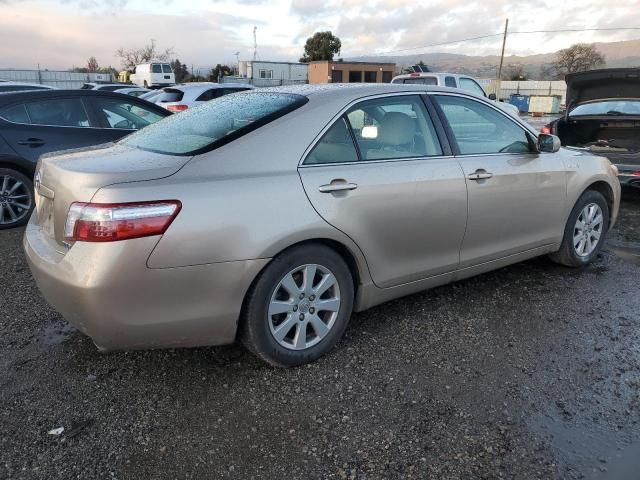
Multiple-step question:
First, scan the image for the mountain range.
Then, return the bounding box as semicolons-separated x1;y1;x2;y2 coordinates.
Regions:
347;38;640;79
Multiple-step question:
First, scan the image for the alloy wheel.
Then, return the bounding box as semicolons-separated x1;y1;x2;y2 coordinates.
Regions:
573;203;603;257
0;173;33;226
268;264;341;350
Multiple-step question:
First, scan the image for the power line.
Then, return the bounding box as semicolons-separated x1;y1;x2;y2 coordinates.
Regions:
363;26;640;57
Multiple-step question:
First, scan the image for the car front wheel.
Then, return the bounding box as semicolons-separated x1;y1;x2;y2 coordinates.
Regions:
0;168;34;230
240;244;354;367
549;189;610;267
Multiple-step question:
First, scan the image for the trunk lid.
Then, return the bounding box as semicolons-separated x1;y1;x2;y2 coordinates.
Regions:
566;68;640;112
34;142;190;247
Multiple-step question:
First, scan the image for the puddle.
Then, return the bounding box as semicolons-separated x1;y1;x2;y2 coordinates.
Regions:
607;241;640;266
528;414;638;479
40;320;77;345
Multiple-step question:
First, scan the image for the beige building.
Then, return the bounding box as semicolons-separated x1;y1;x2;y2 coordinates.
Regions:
308;61;396;84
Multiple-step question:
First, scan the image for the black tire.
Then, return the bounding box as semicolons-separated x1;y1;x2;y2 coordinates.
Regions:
549;190;609;267
240;244;354;367
0;168;34;230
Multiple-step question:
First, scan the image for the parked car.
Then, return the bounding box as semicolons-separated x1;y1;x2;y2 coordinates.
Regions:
24;84;620;366
80;83;132;91
152;83;254;112
0;89;170;228
541;68;640;189
391;72;520;116
0;82;56;93
138;89;164;102
113;87;151;97
130;63;175;88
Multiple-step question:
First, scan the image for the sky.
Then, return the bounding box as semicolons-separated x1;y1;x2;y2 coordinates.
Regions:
1;0;639;71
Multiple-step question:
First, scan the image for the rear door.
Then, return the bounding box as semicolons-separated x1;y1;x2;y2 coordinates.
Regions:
432;93;566;268
0;97;112;163
299;93;468;288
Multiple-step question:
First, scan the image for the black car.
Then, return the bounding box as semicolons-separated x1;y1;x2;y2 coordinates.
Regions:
0;89;171;228
542;68;640;189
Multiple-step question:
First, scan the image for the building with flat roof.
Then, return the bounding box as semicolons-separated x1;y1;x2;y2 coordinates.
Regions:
308;61;396;84
238;61;308;83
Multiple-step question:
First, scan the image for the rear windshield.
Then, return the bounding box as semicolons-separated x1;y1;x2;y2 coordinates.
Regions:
162;64;173;74
152;64;163;73
398;77;437;85
570;100;640;116
120;92;308;155
156;88;184;103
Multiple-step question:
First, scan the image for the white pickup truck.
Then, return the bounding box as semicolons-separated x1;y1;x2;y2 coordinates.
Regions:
391;72;520;117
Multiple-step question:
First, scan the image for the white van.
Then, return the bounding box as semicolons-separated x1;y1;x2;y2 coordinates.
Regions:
130;63;175;88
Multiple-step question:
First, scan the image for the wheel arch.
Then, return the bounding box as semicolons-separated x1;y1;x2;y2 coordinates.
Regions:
582;180;615;228
0;157;36;179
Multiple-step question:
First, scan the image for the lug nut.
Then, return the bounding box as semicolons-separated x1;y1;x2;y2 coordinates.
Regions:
299;314;305;321
309;295;315;301
293;305;298;312
299;293;305;299
309;307;315;314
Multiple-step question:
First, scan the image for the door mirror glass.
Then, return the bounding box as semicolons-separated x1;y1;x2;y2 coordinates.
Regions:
538;133;561;153
488;93;497;101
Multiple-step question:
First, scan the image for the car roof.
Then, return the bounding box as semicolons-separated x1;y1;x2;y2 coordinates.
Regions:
392;72;474;79
0;81;56;88
0;89;172;108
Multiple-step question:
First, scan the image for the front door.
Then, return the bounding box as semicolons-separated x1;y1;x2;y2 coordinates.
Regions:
299;94;467;288
432;94;566;268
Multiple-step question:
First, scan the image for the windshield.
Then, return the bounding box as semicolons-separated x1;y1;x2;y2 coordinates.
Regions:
570;100;640;116
121;92;307;155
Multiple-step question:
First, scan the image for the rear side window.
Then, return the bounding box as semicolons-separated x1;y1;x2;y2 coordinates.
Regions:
305;118;359;165
93;98;165;130
156;88;184;103
444;76;457;88
162;64;173;73
121;92;308;155
0;103;30;123
195;89;221;102
25;98;90;127
435;95;531;154
151;64;163;73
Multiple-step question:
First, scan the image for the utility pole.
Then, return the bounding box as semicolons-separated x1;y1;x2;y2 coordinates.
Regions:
253;26;257;61
234;51;240;76
496;18;509;101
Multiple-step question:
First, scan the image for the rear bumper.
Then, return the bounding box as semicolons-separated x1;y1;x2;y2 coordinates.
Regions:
23;218;269;351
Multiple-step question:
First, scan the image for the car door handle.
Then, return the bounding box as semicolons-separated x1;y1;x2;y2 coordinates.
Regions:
17;138;45;147
467;170;493;181
318;182;358;193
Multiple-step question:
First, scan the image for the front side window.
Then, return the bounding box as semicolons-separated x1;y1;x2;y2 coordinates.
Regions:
305;117;359;165
94;98;164;130
346;95;442;161
25;98;90;127
151;64;163;73
435;95;532;155
458;78;486;97
121;92;307;155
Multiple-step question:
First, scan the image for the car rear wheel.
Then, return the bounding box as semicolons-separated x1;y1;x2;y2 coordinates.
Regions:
549;190;609;267
0;168;34;230
240;244;354;367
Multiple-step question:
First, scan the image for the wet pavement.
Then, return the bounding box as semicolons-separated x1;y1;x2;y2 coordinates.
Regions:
1;188;639;479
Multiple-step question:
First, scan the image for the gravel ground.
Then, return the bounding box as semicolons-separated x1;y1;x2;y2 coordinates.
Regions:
1;188;639;480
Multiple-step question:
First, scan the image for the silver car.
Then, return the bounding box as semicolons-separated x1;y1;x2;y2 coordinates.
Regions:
153;83;254;112
24;84;620;366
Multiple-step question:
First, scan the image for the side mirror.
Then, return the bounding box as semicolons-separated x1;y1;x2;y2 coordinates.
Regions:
538;134;561;153
488;93;497;101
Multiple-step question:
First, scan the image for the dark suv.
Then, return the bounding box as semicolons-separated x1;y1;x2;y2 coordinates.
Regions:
0;89;170;228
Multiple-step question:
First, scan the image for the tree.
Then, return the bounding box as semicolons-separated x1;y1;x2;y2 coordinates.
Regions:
403;60;430;73
171;59;190;83
550;43;605;78
502;63;527;81
209;64;233;82
299;31;341;62
116;39;174;70
87;56;99;73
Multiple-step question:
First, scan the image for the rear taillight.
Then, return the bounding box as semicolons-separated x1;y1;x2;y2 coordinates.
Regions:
167;104;188;112
632;171;640;177
64;201;181;242
540;124;552;135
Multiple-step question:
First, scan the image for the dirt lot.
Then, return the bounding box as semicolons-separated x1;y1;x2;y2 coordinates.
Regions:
1;188;639;480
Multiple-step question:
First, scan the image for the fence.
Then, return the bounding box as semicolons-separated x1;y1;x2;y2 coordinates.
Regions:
486;80;567;103
221;76;308;88
0;69;114;89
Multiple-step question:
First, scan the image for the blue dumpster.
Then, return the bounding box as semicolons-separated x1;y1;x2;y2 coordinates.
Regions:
509;94;530;114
